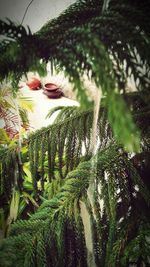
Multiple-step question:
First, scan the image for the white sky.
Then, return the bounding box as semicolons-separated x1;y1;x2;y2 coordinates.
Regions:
0;0;76;32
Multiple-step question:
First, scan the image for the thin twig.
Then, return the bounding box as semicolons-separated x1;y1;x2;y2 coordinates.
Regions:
90;88;102;155
21;0;34;25
102;0;110;13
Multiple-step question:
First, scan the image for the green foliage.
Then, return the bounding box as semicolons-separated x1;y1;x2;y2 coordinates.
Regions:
0;20;47;89
0;83;34;138
1;158;89;267
107;92;140;152
0;94;149;229
0;1;150;265
0;129;11;145
120;222;150;266
0;141;150;266
1;0;150;151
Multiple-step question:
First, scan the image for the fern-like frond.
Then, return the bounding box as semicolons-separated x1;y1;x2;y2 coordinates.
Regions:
1;140;150;266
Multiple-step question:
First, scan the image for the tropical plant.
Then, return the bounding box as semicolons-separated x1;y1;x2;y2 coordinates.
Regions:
0;0;150;266
0;96;150;266
0;139;150;267
0;140;40;237
0;85;18;139
0;0;150;151
0;82;33;138
0;82;36;236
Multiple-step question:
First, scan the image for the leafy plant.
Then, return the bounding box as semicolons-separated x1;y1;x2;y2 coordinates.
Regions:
0;1;150;266
1;0;150;151
0;142;150;267
0;83;33;138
